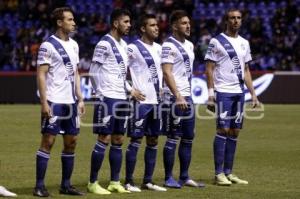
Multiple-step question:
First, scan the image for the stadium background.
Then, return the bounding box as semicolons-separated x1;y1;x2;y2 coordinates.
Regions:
0;1;300;199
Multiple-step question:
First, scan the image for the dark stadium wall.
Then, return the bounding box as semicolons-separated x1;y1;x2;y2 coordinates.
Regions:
0;72;39;103
0;72;299;104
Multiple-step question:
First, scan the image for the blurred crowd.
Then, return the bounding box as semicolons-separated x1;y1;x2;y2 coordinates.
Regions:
0;0;299;72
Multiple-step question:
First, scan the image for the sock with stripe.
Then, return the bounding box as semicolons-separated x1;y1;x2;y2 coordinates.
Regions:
109;143;123;181
89;141;108;183
178;139;193;181
125;140;141;183
143;144;157;184
36;150;50;188
163;138;178;180
224;135;238;175
213;133;227;175
61;152;75;188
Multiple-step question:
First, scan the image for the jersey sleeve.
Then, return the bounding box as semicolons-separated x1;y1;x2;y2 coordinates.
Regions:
37;42;52;66
92;40;110;64
244;40;252;63
161;42;176;64
127;44;137;68
74;41;80;65
204;38;219;62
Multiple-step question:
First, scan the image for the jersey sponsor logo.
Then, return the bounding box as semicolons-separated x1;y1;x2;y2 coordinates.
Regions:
65;62;74;79
118;61;126;79
207;44;214;54
162;47;171;56
144;56;153;60
162;46;171;50
149;64;158;78
148;77;158;83
99;45;107;50
39;48;47;52
231;56;242;75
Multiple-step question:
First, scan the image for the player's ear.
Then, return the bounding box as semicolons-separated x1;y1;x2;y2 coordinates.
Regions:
140;26;146;33
57;19;63;27
172;23;177;31
113;20;119;29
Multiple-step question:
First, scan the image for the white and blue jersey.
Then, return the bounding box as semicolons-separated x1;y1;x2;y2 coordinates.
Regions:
127;40;162;104
127;40;163;137
161;36;194;97
204;33;252;93
91;34;128;100
37;35;79;104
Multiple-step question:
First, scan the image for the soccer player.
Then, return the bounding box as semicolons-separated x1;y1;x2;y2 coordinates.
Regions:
161;10;204;188
124;14;167;192
34;7;85;197
204;8;259;186
0;186;17;197
87;9;139;194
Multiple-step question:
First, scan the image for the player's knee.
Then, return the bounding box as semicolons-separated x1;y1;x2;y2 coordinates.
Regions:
98;134;111;144
63;137;77;152
218;128;230;135
229;129;240;137
40;134;56;152
146;136;158;146
111;134;124;145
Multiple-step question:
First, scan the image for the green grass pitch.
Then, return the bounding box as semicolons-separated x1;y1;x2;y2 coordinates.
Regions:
0;104;300;198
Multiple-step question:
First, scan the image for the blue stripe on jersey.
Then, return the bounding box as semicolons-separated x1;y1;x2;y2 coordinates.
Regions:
101;34;127;80
132;39;160;102
165;37;192;92
215;34;244;91
47;36;76;101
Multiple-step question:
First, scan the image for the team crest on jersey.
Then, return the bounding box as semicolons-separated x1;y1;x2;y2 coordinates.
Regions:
241;43;246;50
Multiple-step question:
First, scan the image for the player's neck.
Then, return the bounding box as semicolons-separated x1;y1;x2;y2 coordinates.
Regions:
55;30;69;41
110;30;122;42
141;35;154;45
172;32;185;43
224;29;239;38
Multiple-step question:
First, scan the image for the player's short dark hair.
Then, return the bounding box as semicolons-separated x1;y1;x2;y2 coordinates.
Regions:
169;10;189;25
223;8;242;22
110;8;131;26
138;13;156;31
51;7;74;27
